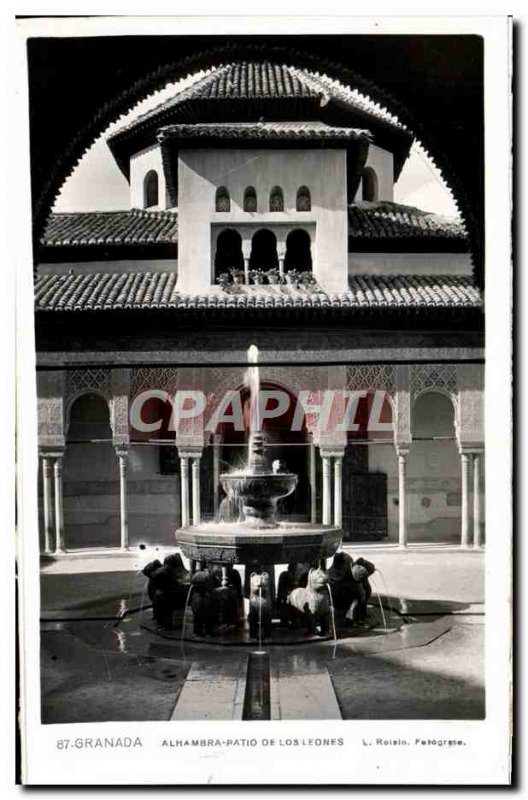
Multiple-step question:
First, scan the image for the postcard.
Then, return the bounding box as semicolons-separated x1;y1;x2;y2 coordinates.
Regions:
15;12;512;785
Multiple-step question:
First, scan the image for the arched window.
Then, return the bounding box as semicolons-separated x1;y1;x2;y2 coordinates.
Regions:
362;167;378;202
296;186;311;212
269;186;284;212
249;229;279;270
143;170;159;208
214;229;244;279
243;186;257;212
215;186;230;212
284;228;312;272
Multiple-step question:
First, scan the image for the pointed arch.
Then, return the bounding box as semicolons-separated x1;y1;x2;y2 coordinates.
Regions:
33;44;480;286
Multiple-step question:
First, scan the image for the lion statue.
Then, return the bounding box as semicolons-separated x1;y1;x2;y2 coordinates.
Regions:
210;565;243;628
277;561;310;626
287;567;331;636
142;554;189;628
346;558;376;626
190;568;216;637
248;571;273;640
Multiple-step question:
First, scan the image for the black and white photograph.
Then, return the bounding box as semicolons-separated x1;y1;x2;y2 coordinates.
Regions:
14;12;512;786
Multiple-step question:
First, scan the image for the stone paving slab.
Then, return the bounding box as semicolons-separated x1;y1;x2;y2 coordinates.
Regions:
170;658;247;721
272;667;341;720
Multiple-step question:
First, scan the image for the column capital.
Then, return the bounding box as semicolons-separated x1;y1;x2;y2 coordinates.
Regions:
458;443;484;455
395;444;410;458
39;448;65;459
115;445;129;458
319;447;345;459
178;446;203;459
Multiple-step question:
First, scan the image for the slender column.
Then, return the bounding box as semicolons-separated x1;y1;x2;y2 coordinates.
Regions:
191;456;201;526
242;240;251;285
180;456;190;528
53;456;64;553
473;453;482;549
322;455;332;525
277;243;286;278
116;448;129;550
333;455;343;527
41;457;53;554
461;452;471;548
213;436;220;520
397;449;408;548
309;439;317;524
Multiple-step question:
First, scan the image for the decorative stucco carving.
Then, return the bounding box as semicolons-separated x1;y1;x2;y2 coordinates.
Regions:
110;368;131;444
66;368;111;401
455;364;484;449
38;397;65;448
394;364;412;446
37;371;66;447
410;363;458;401
130;367;179;397
346;364;396;397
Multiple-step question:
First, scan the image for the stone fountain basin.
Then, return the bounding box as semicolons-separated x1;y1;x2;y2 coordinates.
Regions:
220;471;298;500
176;521;342;565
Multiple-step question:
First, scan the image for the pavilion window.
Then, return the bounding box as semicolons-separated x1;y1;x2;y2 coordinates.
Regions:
284;228;312;273
269;186;284;212
215;186;230;212
249;228;279;270
243;186;257;212
143;170;159;208
214;228;244;280
296;186;311;212
362;167;378;202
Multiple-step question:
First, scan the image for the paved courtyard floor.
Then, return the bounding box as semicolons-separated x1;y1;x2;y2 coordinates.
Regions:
39;546;485;723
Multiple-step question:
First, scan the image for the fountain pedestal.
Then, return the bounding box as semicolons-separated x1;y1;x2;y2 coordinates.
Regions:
176;432;341;567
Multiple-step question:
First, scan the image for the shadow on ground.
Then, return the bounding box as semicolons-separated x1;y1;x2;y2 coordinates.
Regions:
328;622;485;720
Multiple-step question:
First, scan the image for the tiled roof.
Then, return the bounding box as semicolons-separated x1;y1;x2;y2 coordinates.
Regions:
34;273;481;313
113;63;407;136
111;63;334;139
39;204;466;249
348;202;466;241
185;62;322;100
41;209;178;247
108;62;410;178
158;121;371;143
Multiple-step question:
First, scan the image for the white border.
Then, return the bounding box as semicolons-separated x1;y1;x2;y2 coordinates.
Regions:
12;13;512;786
